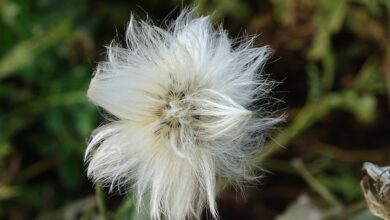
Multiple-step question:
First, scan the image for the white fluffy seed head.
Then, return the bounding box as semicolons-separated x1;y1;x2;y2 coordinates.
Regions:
85;8;283;220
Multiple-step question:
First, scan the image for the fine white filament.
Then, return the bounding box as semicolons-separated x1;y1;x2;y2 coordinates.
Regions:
85;9;283;220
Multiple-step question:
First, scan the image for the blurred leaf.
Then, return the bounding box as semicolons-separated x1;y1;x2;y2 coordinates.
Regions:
0;1;20;27
0;142;12;159
75;105;98;138
308;30;330;61
341;91;377;123
353;59;386;94
308;0;347;60
270;0;296;25
353;0;382;17
320;174;362;202
80;208;97;220
0;91;86;140
306;63;322;102
346;8;386;44
195;0;251;22
306;52;336;100
0;186;19;200
0;20;73;80
321;52;335;92
58;145;85;189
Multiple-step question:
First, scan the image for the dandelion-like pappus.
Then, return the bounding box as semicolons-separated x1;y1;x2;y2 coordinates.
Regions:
85;9;283;220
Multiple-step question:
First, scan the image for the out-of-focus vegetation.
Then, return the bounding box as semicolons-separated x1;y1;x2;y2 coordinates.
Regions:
0;0;389;219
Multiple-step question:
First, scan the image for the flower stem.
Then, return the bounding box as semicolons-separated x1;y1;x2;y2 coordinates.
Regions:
96;182;108;220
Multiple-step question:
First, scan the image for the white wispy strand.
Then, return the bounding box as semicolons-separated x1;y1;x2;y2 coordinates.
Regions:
85;9;283;220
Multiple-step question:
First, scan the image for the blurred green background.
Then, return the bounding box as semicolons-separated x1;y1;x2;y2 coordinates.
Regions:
0;0;389;219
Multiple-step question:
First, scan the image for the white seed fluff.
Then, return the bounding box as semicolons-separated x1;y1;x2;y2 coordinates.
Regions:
85;9;283;220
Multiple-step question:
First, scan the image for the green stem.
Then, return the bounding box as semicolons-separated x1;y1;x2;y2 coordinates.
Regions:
256;98;332;164
292;159;343;208
96;182;109;220
114;196;135;219
256;90;373;164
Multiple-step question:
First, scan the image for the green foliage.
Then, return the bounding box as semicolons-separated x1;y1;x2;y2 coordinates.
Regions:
0;0;388;219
